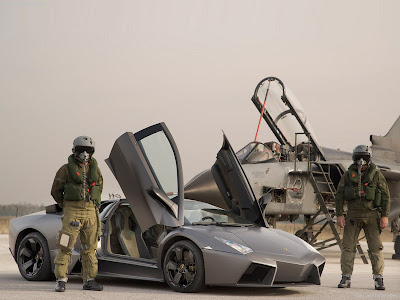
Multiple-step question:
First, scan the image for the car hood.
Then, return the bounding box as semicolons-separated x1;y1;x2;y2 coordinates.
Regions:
227;226;318;258
184;224;321;262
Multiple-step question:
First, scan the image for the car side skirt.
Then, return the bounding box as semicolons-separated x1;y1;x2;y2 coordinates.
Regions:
97;256;163;282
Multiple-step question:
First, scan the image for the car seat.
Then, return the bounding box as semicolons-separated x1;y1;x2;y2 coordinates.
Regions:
115;206;152;259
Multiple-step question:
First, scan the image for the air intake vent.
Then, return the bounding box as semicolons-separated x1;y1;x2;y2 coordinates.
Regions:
318;262;325;276
238;263;275;285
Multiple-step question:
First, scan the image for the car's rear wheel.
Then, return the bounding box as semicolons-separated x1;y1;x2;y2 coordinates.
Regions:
17;232;52;281
163;240;205;293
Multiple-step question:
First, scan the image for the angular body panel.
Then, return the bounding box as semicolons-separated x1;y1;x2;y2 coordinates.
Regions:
212;135;266;226
106;123;184;231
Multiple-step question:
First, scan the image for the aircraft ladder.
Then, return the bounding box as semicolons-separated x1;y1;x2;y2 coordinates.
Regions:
297;162;369;264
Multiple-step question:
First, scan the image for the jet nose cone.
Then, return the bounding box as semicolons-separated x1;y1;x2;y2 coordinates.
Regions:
184;169;228;209
184;169;217;199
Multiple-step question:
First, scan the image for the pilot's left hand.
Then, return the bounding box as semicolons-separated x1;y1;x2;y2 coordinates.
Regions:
336;215;345;228
380;217;389;229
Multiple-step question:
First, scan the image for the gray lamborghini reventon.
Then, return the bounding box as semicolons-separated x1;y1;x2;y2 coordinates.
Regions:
9;123;325;292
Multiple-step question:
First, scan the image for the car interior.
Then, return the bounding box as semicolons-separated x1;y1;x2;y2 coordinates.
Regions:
106;203;163;260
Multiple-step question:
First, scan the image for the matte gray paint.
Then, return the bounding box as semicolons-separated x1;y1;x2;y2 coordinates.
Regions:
106;123;184;231
212;134;266;226
9;194;325;287
157;224;324;286
8;211;80;274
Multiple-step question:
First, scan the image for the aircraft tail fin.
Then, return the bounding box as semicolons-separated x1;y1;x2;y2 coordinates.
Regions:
370;115;400;164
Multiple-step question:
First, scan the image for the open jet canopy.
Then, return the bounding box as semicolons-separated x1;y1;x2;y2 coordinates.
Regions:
251;77;325;161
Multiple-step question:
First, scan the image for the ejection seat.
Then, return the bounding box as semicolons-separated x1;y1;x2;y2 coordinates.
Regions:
115;206;152;259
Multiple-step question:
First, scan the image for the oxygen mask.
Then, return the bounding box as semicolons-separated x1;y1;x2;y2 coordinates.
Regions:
74;146;94;162
357;157;366;166
78;151;90;162
354;154;370;172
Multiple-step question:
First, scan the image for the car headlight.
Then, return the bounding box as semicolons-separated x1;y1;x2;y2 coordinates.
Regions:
214;237;253;255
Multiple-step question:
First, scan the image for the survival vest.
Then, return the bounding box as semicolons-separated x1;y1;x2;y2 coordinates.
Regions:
63;155;102;205
343;163;381;206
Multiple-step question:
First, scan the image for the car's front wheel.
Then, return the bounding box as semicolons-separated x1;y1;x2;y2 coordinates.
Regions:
163;240;205;293
17;232;52;281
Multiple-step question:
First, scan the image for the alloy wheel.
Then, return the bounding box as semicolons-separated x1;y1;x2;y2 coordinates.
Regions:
18;237;44;278
165;244;197;289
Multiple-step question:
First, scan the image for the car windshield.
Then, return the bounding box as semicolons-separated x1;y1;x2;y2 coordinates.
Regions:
184;200;257;226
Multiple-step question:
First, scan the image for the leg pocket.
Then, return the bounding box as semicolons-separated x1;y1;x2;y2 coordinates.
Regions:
80;217;98;250
56;229;76;252
342;218;362;252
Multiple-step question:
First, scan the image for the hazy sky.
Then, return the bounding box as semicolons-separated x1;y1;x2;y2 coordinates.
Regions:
1;0;399;205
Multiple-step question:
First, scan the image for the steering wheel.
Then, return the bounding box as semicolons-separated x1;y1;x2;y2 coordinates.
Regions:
201;216;215;222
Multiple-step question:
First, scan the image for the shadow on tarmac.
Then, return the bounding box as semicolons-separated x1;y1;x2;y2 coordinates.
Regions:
1;274;303;296
94;276;303;296
203;286;302;296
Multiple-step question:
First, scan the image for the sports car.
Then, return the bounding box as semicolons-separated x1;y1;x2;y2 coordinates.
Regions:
9;122;325;292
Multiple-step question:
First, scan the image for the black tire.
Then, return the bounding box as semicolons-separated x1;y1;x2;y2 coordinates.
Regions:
17;232;52;281
395;235;400;255
163;240;205;293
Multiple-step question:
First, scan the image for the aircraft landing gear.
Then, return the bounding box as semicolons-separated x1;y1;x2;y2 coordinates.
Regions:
393;236;400;259
392;217;400;260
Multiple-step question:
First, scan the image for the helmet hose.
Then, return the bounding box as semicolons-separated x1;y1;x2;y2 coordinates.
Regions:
357;158;366;197
80;152;90;202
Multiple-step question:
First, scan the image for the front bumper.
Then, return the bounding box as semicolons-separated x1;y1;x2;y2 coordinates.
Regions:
202;248;325;287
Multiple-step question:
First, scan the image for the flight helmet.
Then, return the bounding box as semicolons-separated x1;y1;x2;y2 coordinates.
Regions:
72;136;95;161
352;145;372;165
265;141;280;154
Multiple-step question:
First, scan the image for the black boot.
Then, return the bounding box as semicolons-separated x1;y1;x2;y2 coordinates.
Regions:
83;279;103;291
338;275;351;288
374;276;385;290
55;280;66;292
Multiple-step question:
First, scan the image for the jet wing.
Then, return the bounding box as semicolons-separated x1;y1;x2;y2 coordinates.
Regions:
379;168;400;181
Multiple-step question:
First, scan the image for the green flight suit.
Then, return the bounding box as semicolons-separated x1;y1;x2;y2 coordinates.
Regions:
335;163;390;276
51;156;103;282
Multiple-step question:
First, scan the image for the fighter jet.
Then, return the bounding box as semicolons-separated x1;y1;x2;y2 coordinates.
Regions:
185;77;400;260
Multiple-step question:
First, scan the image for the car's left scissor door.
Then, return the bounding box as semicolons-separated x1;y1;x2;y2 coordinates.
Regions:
106;123;184;232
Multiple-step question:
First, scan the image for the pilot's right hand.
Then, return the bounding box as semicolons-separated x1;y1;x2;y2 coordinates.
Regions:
337;215;345;228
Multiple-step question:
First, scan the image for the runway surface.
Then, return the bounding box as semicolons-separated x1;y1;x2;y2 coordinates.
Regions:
1;234;399;300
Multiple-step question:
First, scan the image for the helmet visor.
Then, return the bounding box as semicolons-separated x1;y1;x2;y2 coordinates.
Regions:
75;146;94;154
353;153;370;162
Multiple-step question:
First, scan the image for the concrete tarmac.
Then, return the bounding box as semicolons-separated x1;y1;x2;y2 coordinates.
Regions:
1;234;399;300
